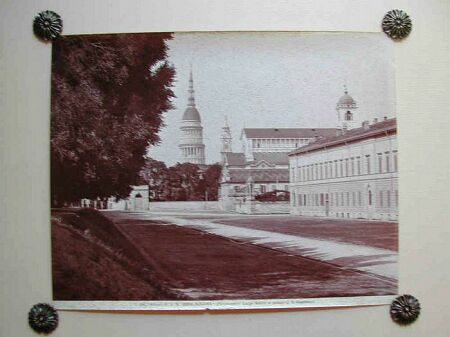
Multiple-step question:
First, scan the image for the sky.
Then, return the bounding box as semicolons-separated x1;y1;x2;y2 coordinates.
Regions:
148;32;395;166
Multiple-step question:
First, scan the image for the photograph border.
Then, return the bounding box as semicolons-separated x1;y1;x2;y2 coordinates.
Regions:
49;30;398;311
54;295;395;311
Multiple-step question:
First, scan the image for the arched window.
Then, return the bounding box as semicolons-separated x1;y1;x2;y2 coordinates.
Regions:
368;190;372;206
345;111;353;121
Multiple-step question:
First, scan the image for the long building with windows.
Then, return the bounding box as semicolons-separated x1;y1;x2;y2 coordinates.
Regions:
240;128;336;161
288;118;398;221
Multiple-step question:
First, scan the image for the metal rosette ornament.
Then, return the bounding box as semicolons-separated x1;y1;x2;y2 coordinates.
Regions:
390;294;421;325
382;9;412;40
28;303;59;334
33;10;63;42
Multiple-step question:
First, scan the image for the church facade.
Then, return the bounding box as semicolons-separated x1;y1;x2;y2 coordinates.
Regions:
218;122;337;212
179;71;206;164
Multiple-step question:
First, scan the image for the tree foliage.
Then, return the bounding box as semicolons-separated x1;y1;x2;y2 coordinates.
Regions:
201;164;222;200
51;33;175;205
140;159;222;201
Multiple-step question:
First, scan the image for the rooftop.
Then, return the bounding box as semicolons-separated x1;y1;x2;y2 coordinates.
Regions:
253;152;289;165
336;90;357;108
223;151;289;166
289;118;397;156
227;169;289;184
223;152;246;166
182;106;201;122
242;128;338;139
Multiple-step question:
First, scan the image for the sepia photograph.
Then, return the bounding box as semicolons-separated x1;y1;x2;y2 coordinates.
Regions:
50;31;398;309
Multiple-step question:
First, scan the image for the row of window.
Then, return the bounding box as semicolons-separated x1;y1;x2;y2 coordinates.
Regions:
183;129;202;136
231;184;289;195
292;151;397;182
252;138;310;149
292;189;398;208
182;147;204;156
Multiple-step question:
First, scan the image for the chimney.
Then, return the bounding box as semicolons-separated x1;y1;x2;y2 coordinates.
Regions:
335;127;346;136
383;116;388;121
362;120;370;130
373;118;378;124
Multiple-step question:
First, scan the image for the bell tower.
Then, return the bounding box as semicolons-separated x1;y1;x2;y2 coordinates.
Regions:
221;116;232;153
336;85;358;130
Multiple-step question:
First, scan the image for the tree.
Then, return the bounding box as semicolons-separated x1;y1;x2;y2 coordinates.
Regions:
139;158;170;201
176;163;204;200
51;33;175;206
139;160;223;201
202;164;222;201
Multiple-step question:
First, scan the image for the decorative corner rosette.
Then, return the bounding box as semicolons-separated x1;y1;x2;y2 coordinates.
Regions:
28;303;59;334
382;9;412;40
33;10;63;42
390;294;421;325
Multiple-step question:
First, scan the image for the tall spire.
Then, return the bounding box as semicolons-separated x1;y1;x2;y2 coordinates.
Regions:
188;70;196;107
222;115;231;136
179;67;206;165
221;115;232;153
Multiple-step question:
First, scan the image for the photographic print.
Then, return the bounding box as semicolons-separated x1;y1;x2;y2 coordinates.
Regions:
51;32;398;310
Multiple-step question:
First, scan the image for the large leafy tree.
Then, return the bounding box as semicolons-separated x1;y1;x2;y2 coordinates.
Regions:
51;33;175;206
139;160;222;201
139;158;171;201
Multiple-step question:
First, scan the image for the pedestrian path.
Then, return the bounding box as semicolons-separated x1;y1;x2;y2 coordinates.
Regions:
131;212;398;281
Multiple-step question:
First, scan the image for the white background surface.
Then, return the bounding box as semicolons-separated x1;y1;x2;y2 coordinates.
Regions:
0;1;449;336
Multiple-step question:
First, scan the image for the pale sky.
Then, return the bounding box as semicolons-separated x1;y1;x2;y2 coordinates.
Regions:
148;32;395;166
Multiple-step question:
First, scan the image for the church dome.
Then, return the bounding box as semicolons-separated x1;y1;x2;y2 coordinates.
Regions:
182;106;201;121
337;87;357;108
338;94;354;105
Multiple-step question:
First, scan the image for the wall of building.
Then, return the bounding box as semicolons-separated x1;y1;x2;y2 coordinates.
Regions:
148;201;219;211
106;185;150;211
290;134;398;220
233;200;290;214
179;119;206;164
219;182;289;211
290;177;398;220
242;134;311;159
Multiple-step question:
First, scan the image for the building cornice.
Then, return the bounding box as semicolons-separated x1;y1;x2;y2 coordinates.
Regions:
289;119;397;157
